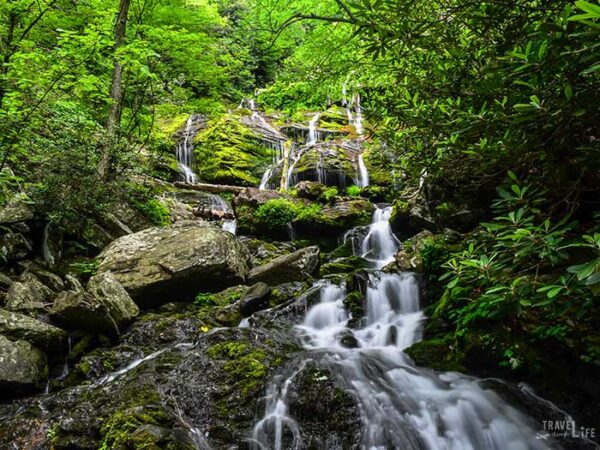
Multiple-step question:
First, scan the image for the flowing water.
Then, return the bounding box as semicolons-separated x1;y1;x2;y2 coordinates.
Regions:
250;206;557;450
176;115;198;184
357;153;369;188
307;113;320;146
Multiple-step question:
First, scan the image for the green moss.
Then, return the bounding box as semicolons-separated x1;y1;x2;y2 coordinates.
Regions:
255;199;300;230
207;341;268;394
344;291;365;328
99;388;168;450
405;335;466;372
194;114;272;186
321;257;368;276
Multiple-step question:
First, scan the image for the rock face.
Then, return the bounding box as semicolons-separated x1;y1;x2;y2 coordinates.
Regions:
0;335;47;394
4;272;53;315
51;271;140;335
96;222;249;306
249;246;320;286
0;309;66;352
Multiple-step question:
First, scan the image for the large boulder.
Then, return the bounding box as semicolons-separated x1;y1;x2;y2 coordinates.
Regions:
383;230;435;273
96;222;249;306
248;246;320;286
0;192;35;224
0;335;47;395
50;271;140;335
4;272;54;316
0;309;66;352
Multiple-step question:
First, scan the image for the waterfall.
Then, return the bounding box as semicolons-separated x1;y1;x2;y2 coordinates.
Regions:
357;153;369;188
42;222;54;267
360;206;400;268
250;207;557;450
176;115;198;184
353;94;364;135
307;113;320;146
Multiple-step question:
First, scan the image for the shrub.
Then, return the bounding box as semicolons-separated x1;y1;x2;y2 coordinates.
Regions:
346;185;361;197
255;199;299;230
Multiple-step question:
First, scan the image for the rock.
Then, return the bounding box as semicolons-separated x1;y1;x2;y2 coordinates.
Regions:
389;198;437;239
0;335;47;395
5;272;53;315
286;363;361;448
287;142;357;189
384;230;434;273
0;309;66;352
239;282;271;317
96;222;249;306
315;198;374;228
0;272;13;290
0;232;32;261
295;181;326;200
159;197;196;223
50;271;139;335
29;268;64;292
194;112;276;186
0;192;35;224
249;246;320;286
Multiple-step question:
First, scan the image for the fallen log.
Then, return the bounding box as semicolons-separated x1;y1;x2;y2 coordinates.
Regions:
173;181;246;195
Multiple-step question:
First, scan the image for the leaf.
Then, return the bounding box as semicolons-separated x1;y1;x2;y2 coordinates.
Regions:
564;84;573;100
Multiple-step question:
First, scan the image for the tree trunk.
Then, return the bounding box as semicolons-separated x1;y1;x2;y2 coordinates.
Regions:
98;0;131;179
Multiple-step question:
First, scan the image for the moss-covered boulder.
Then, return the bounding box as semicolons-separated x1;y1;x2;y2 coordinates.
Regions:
384;230;434;273
0;192;35;224
194;113;279;186
0;231;32;262
96;222;249;307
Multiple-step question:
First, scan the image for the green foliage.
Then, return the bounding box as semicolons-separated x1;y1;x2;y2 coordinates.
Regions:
439;174;599;351
128;185;170;226
321;186;338;203
194;292;215;307
255;199;299;230
346;185;361;197
68;259;99;278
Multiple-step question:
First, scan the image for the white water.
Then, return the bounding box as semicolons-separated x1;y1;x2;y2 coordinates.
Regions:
176;115;198;183
353;93;364;135
308;113;320;145
222;219;237;235
361;206;400;268
251;206;555;450
99;342;194;385
357;153;369;188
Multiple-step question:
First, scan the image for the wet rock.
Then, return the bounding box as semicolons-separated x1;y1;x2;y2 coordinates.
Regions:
50;271;139;335
0;231;32;261
4;272;53;316
240;282;271;317
0;192;35;224
29;267;64;292
0;309;66;352
0;335;47;395
384;230;434;273
286;363;361;449
96;222;249;306
249;246;320;286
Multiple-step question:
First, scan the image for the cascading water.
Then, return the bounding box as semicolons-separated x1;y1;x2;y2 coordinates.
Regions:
353;93;364;136
176;115;198;184
357;154;369;188
251;206;557;450
307;113;320;146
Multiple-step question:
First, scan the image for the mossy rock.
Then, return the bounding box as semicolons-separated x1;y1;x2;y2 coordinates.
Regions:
194;114;273;186
405;335;466;372
320;256;368;276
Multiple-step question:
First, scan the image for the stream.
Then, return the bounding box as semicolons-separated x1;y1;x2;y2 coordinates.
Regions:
247;205;558;450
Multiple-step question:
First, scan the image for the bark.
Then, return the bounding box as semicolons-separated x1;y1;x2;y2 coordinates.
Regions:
98;0;131;179
173;181;246;195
